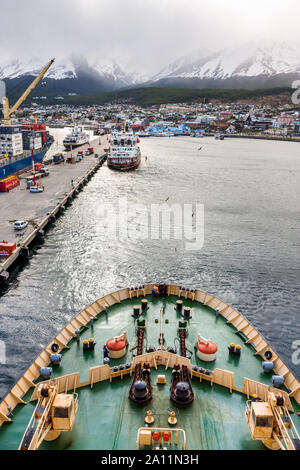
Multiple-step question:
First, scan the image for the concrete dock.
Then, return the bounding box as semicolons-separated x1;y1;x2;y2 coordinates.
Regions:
0;136;108;276
224;133;300;142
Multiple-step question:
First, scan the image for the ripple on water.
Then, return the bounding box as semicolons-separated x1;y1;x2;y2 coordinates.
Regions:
0;136;299;396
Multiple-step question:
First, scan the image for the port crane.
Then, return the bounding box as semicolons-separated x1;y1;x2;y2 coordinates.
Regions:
2;58;55;125
245;390;300;450
19;382;78;450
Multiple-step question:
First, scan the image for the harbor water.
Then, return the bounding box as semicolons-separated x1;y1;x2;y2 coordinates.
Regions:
0;135;299;398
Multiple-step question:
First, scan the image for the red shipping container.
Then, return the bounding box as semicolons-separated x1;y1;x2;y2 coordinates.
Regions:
34;163;42;172
22;123;46;131
0;176;19;192
0;242;16;253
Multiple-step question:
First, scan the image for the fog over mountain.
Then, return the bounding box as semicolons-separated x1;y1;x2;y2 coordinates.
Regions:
0;55;151;97
1;41;300;96
1;0;300;76
1;1;300;95
149;41;300;89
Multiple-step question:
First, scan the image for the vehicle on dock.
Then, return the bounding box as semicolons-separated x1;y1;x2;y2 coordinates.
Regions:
41;167;49;176
34;163;42;173
13;220;28;230
26;178;33;189
26;168;48;188
52;153;64;165
29;185;44;193
76;151;83;162
85;147;94;155
29;169;49;179
0;283;299;451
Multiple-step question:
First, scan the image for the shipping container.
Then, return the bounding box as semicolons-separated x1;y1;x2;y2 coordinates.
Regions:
0;242;16;253
0;125;22;134
0;175;19;192
21;123;46;132
53;153;64;164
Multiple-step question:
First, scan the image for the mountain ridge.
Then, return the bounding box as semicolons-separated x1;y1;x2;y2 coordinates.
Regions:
149;41;300;89
1;41;300;96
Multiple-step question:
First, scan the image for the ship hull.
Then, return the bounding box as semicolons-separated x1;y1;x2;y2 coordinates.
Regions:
107;154;141;171
63;142;88;150
0;148;49;180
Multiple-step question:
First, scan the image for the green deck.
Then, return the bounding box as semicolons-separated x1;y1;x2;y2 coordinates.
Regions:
1;295;300;450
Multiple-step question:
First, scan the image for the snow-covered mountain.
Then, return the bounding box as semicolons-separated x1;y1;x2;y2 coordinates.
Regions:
0;55;143;95
126;70;150;86
0;57;77;80
1;41;300;96
150;41;300;89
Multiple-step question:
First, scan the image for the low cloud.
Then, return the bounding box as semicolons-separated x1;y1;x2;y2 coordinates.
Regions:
1;0;300;75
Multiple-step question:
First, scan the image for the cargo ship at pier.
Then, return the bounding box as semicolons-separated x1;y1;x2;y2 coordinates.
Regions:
0;124;53;181
107;126;141;170
0;283;299;450
0;59;55;182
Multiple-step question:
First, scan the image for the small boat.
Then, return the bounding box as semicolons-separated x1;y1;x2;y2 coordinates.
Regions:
214;133;225;140
191;132;204;138
137;132;151;138
153;131;174;137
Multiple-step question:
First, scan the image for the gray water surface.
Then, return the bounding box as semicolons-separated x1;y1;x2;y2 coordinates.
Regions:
0;136;299;397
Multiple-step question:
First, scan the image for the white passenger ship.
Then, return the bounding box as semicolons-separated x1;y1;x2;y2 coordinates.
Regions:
107;127;141;171
63;127;89;150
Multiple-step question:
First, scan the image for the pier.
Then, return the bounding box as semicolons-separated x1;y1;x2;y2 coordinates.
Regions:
0;137;108;278
223;133;300;143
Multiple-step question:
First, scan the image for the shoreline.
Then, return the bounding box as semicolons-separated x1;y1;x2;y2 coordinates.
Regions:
223;133;300;143
0;137;108;281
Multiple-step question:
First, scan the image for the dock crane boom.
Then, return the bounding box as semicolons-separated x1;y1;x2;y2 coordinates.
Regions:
2;58;55;125
19;382;78;450
245;390;300;450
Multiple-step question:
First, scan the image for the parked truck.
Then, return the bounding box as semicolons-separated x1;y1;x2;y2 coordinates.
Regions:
29;167;49;178
52;153;64;164
34;163;43;172
85;147;94;155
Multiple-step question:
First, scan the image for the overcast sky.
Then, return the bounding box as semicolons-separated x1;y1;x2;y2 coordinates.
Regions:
1;0;300;75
